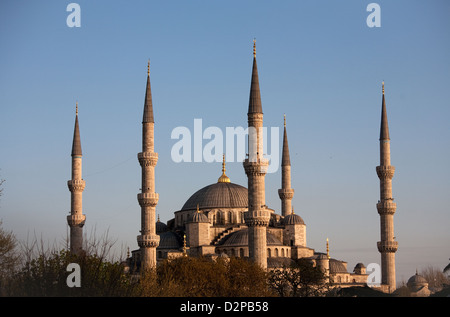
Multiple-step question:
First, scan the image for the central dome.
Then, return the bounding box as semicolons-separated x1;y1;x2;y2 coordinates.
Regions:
181;182;248;211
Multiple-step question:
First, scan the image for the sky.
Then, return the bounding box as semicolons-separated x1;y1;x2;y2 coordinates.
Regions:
0;0;449;286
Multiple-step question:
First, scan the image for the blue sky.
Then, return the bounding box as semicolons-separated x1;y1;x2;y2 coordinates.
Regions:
1;0;449;285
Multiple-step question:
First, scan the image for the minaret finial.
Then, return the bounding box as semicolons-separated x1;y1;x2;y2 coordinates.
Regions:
284;114;286;128
76;101;78;116
147;59;150;76
326;238;330;259
382;81;385;95
253;38;256;57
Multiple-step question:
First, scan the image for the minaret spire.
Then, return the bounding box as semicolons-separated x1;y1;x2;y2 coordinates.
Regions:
248;39;263;115
278;115;294;217
376;82;398;293
143;59;154;123
137;61;160;271
244;40;270;269
67;102;86;255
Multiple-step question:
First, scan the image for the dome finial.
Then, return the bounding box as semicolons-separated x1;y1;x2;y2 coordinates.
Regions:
183;234;187;256
218;154;231;183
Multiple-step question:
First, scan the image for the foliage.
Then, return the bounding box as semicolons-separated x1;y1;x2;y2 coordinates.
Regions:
135;256;274;297
0;220;20;296
6;249;133;296
268;258;330;297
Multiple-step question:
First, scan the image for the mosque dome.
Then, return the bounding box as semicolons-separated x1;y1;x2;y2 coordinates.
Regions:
181;156;248;211
181;182;248;211
219;228;283;246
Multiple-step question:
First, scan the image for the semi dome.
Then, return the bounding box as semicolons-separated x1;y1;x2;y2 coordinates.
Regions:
219;228;283;246
181;182;248;211
158;231;182;249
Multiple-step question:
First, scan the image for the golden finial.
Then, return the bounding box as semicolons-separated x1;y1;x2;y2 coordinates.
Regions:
218;154;231;183
76;101;78;116
157;214;160;222
382;81;385;95
196;204;200;213
253;38;256;57
326;238;330;259
183;234;187;256
147;59;150;76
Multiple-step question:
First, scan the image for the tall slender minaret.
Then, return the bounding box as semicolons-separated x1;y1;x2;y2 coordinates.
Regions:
243;40;270;269
278;115;294;217
137;60;160;271
376;82;398;292
67;102;86;255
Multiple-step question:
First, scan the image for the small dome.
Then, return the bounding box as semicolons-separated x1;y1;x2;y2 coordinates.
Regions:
191;211;209;223
156;220;168;234
283;213;305;225
329;259;348;273
407;272;428;287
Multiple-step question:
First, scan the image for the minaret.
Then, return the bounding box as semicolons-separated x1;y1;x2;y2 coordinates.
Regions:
376;82;398;292
278;115;294;217
137;60;160;271
243;40;270;269
67;102;86;255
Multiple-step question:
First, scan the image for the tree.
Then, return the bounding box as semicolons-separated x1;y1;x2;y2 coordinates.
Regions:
0;221;19;296
268;259;329;297
135;256;273;297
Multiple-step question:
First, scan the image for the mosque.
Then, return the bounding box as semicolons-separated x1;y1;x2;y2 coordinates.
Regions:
66;41;399;292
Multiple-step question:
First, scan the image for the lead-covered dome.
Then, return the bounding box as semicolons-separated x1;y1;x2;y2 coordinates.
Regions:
219;228;283;246
181;182;248;211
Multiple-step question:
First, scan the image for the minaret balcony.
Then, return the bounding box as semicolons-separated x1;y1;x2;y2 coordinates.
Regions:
244;209;271;227
377;201;397;215
137;233;160;248
138;152;158;167
67;214;86;227
67;179;86;192
376;165;395;179
377;240;398;253
278;188;294;200
243;159;269;175
137;192;159;207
